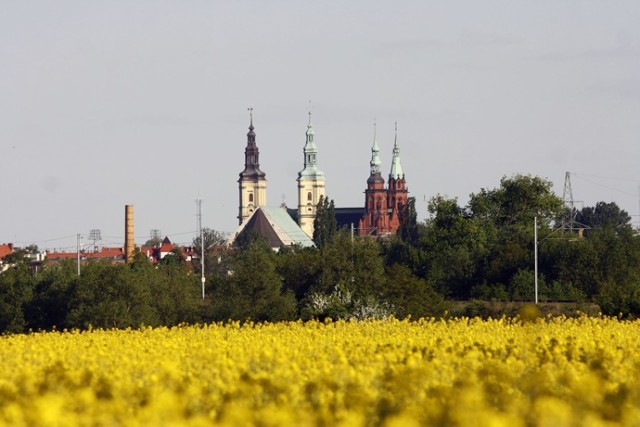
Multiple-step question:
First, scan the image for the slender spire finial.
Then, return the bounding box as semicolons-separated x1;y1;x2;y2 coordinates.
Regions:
373;119;377;144
370;119;381;175
248;106;254;128
308;100;312;126
394;121;398;147
389;121;404;180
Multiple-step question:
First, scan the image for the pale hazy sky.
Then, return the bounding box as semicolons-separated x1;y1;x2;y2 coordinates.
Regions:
1;1;639;251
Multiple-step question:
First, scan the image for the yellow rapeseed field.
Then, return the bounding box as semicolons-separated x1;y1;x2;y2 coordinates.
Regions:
0;316;639;426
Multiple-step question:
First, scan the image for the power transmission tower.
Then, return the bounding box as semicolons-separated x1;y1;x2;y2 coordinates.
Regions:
149;229;162;246
562;172;578;231
89;229;101;252
562;172;588;233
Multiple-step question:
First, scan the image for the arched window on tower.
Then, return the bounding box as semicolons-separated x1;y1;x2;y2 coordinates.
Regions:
249;194;254;203
307;192;312;201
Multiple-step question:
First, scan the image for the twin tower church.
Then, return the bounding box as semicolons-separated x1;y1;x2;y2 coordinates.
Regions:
234;109;409;248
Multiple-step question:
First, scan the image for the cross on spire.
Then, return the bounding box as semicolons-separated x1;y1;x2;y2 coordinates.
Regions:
394;121;398;146
248;106;254;127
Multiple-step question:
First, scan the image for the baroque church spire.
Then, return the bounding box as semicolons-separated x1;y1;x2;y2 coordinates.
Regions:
240;107;265;180
238;107;267;225
389;121;404;180
369;121;382;176
298;107;324;179
297;103;326;238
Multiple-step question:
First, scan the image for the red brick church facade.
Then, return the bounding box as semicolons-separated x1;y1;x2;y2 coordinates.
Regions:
359;123;408;236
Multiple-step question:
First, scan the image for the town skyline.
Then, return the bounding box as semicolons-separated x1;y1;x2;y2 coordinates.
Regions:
2;1;639;251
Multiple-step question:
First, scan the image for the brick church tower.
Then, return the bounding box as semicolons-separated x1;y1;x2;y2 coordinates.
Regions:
359;122;407;236
386;122;408;231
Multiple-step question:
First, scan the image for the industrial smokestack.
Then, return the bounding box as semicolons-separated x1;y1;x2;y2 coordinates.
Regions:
125;204;135;263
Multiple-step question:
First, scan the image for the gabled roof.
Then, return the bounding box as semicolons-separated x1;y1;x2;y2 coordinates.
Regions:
230;206;315;250
160;237;174;252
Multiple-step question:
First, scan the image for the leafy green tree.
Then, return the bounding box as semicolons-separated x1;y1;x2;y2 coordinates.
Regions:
508;269;539;302
382;234;426;279
398;196;419;247
276;246;321;302
158;248;187;268
313;231;386;299
468;174;564;227
383;264;446;318
303;231;387;318
149;265;202;326
143;236;162;247
210;239;296;321
26;260;78;330
0;258;34;333
421;195;490;299
233;228;268;252
192;228;229;278
66;262;157;329
576;202;632;233
465;175;563;299
540;237;600;299
313;196;337;250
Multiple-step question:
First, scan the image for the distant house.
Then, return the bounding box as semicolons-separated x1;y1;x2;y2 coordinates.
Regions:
46;238;196;267
0;243;14;272
0;243;13;260
140;237;196;266
46;247;126;264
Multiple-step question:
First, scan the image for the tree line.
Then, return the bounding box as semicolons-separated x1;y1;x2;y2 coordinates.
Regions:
1;174;639;333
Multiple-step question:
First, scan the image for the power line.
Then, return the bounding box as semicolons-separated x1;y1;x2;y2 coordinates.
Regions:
12;234;77;245
572;174;639;198
571;172;639;183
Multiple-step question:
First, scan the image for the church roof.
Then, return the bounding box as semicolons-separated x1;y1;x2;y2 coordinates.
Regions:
231;206;315;250
335;207;365;230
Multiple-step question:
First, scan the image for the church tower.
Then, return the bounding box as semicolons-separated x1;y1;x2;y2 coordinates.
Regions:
359;122;389;236
238;108;267;225
297;110;326;237
387;122;408;230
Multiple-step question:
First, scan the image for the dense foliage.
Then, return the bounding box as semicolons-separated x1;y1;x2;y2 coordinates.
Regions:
1;174;640;333
1;317;640;425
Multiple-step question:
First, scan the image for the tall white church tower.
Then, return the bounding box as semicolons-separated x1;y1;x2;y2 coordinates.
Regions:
297;110;325;237
238;108;267;225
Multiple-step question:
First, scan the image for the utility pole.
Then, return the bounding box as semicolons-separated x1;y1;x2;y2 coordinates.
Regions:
196;199;205;299
534;217;538;304
76;233;82;276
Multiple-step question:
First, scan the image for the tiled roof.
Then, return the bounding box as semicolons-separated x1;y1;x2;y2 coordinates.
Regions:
47;247;125;261
0;244;13;260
